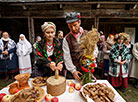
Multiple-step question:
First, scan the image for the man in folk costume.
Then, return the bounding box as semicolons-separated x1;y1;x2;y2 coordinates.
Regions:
16;34;32;74
130;42;138;88
108;34;130;92
0;32;18;80
63;12;98;81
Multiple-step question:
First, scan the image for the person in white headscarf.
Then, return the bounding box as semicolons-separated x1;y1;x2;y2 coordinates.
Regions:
16;34;32;74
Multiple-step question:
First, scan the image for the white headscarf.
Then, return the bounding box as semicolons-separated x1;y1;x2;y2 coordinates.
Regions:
1;37;10;41
18;34;32;56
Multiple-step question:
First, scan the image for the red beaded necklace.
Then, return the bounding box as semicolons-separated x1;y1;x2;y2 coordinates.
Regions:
46;42;54;52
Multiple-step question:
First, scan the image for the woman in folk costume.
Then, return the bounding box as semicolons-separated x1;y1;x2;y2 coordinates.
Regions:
36;22;63;77
0;32;18;80
108;34;130;92
130;43;138;88
122;34;133;77
97;34;105;63
79;28;100;84
16;34;32;74
103;34;115;76
33;36;42;63
31;36;42;77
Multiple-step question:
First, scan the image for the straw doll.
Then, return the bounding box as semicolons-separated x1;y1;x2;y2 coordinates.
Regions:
80;28;100;84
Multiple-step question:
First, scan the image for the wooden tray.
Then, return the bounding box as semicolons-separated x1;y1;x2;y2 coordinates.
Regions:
9;87;45;102
15;73;30;81
31;77;47;87
80;83;115;101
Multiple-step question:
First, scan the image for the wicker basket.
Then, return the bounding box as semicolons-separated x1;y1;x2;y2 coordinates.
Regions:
46;69;66;96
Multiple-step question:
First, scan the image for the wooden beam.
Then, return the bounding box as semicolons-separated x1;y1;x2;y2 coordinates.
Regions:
98;16;138;19
0;16;28;18
91;9;138;18
31;18;35;44
0;10;92;18
28;17;35;44
100;22;138;24
1;9;138;18
28;17;32;43
94;17;99;30
7;2;138;6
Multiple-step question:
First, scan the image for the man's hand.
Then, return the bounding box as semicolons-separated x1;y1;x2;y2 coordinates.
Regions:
50;62;56;71
73;71;82;81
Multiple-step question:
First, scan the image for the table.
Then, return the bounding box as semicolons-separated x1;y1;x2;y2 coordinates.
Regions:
0;79;126;102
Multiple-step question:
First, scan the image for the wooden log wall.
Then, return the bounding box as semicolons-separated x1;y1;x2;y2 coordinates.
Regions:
0;2;138;43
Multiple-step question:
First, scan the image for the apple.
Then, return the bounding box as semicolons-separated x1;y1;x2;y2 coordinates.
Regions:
75;83;81;91
70;83;75;87
68;86;75;93
45;94;53;102
0;93;6;101
67;80;75;87
67;80;72;86
51;97;59;102
1;95;11;102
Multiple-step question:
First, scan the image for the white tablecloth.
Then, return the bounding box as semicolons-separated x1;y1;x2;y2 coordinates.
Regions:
0;79;126;102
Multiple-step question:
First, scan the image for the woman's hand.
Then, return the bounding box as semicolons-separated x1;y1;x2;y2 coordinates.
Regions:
122;60;126;64
50;62;56;71
56;61;63;71
2;51;5;54
119;61;126;65
2;50;8;55
49;61;63;71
